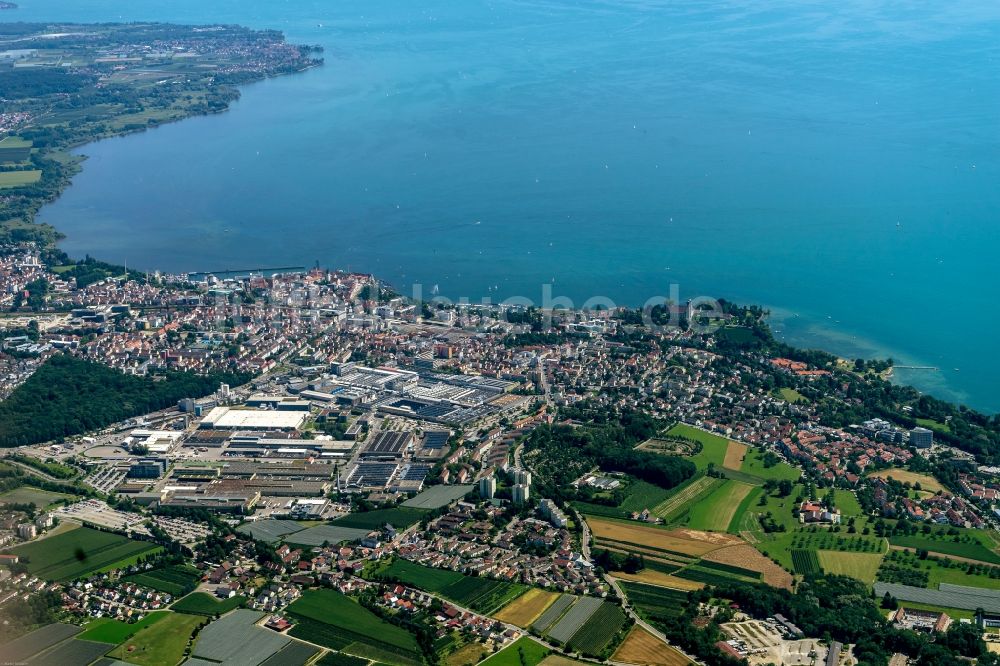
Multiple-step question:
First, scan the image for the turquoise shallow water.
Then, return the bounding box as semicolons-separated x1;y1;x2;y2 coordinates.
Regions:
5;0;1000;411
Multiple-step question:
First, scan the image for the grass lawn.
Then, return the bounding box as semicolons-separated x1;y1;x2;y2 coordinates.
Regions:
665;424;730;471
651;475;723;522
867;469;945;493
171;592;245;616
739;449;800;482
728;486;764;533
889;531;1000;565
833;490;864;518
0;170;41;188
916;418;950;434
0;486;75;508
107;611;205;666
619;480;673;514
79;610;168;644
773;387;808;404
480;637;550;666
761;531;886;571
817;550;884;585
926;563;1000;590
684;480;754;532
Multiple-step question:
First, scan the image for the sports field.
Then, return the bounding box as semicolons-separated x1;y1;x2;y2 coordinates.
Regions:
107;611;206;666
494;588;560;627
613;627;691;666
817;550;883;584
12;525;161;581
684;480;753;531
867;469;945;493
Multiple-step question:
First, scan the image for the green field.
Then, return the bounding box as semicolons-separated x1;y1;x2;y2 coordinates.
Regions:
664;424;729;470
287;589;422;665
879;549;1000;591
12;525;161;581
773;387;808;404
374;559;465;592
651;475;724;523
567;603;628;656
619;480;673;514
171;592;245;616
915;418;950;434
78;611;168;644
889;532;1000;565
739;450;800;482
0;487;74;508
832;490;863;518
728;486;764;533
760;532;885;571
124;564;201;596
106;611;206;666
480;637;550;666
373;559;526;614
331;507;427;530
0;170;41;188
619;582;689;620
791;549;821;575
684;480;754;531
817;550;884;585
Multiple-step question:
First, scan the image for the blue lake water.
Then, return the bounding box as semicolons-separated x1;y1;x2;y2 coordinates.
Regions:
5;0;1000;411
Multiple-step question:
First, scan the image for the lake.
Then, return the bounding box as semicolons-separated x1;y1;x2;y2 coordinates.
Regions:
5;0;1000;410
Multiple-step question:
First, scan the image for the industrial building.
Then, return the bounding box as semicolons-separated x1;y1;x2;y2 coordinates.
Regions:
199;407;307;431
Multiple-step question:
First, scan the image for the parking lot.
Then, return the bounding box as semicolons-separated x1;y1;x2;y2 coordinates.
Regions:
721;620;828;665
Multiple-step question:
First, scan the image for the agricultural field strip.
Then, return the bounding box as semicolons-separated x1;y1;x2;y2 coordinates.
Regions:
0;623;82;663
592;538;694;564
651;477;722;519
874;582;1000;613
236;519;306;542
686;480;753;531
613;627;690;666
546;596;604;644
401;485;474;509
586;517;724;557
258;641;320;666
568;603;628;654
28;638;114;666
192;609;289;666
531;594;575;633
286;525;371;547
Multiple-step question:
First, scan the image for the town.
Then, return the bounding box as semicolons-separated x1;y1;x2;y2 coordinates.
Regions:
1;244;1000;666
